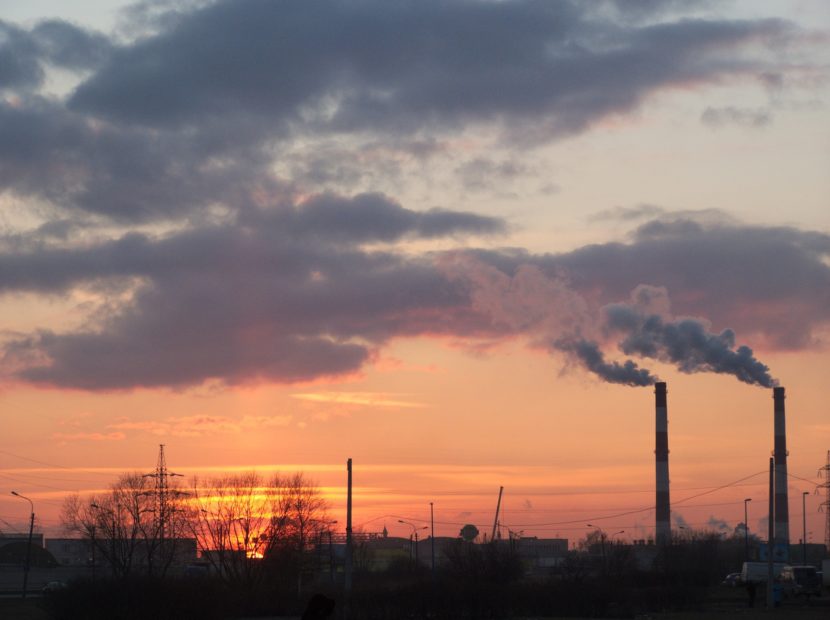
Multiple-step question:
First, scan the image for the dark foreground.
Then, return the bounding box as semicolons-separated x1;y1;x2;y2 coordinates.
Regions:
1;582;827;620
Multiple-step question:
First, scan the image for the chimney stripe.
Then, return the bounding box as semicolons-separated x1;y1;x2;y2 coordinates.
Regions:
655;382;670;545
772;386;789;552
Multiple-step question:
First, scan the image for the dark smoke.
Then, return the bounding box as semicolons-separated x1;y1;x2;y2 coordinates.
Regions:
556;338;658;387
604;300;779;388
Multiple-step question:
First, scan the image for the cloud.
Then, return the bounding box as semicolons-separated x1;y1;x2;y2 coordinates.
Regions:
549;218;830;349
0;3;826;392
69;1;801;140
588;204;666;223
51;431;125;442
108;414;292;437
701;106;772;128
0;1;817;226
0;18;112;91
292;392;425;409
0;215;827;390
0;195;503;389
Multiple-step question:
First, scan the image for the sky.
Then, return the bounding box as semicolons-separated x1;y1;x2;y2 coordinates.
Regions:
0;0;828;547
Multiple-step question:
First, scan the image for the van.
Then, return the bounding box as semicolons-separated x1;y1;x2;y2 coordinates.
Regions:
741;561;788;583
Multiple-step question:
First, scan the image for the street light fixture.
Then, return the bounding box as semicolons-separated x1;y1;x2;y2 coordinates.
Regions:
744;498;752;561
398;520;427;567
802;491;809;565
11;492;35;599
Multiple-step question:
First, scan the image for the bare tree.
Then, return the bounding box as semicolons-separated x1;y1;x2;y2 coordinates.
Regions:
61;472;190;578
188;472;276;589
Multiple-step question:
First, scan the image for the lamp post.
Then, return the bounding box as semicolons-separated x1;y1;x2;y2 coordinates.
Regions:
744;498;752;561
430;502;435;577
11;492;34;599
398;520;427;567
587;524;607;569
802;491;809;565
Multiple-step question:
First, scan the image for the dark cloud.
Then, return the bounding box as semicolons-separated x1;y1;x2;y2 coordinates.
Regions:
1;215;828;390
0;194;504;389
69;0;800;141
0;2;811;224
30;20;113;71
550;219;830;349
0;96;275;222
0;19;112;90
246;192;506;244
0;3;825;391
0;20;43;89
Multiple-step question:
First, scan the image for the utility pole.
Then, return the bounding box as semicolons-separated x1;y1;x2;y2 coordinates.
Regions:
491;486;503;542
819;450;830;553
802;491;809;565
11;492;34;599
430;502;435;577
345;458;353;595
743;498;752;561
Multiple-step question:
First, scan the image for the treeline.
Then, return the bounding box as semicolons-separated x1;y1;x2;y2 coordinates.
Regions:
44;509;767;619
60;470;331;588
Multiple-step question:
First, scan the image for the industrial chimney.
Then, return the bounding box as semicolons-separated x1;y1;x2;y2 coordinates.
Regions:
655;382;671;545
773;386;790;557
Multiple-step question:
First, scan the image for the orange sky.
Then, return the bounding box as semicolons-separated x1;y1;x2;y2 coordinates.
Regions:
0;0;828;550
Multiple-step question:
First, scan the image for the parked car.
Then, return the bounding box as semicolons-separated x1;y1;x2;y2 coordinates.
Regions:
788;566;822;597
42;581;67;593
722;572;742;587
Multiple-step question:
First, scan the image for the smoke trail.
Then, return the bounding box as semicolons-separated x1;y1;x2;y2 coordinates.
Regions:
604;287;778;388
442;257;777;388
556;338;658;386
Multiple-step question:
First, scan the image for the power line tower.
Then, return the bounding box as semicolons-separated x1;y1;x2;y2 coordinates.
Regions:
819;450;830;552
143;444;184;542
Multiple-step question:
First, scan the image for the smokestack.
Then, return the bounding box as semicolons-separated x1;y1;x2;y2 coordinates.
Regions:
655;381;671;545
773;387;790;557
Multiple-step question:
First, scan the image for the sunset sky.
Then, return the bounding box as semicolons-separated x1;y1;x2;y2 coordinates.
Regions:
1;1;828;547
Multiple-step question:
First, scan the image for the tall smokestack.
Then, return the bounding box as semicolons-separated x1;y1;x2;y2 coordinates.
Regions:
773;387;790;557
655;381;671;545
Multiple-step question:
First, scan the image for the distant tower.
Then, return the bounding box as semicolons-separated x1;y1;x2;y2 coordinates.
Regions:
819;450;830;552
773;388;790;556
655;382;671;545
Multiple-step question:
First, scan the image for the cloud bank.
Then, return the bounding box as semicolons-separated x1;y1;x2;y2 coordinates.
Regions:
0;1;826;391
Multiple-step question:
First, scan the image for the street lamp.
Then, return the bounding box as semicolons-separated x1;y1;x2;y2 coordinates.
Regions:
430;502;435;577
802;491;809;565
586;524;607;567
610;530;625;541
744;498;752;561
11;492;35;599
398;520;427;567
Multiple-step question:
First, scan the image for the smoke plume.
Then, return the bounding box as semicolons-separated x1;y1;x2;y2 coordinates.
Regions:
555;338;658;386
604;286;778;388
443;256;778;388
